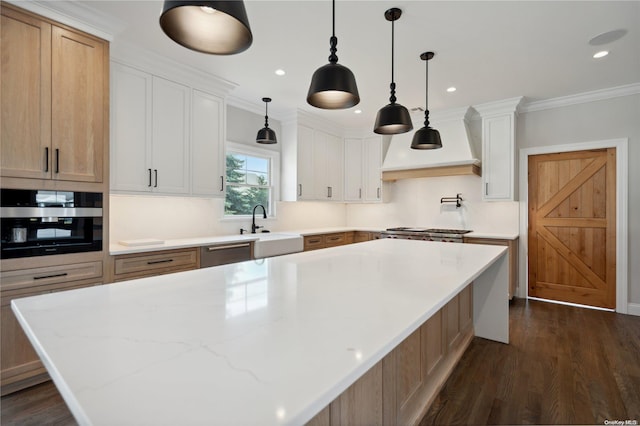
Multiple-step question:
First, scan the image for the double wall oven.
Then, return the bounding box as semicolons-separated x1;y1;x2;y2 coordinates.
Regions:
380;227;472;243
1;189;103;259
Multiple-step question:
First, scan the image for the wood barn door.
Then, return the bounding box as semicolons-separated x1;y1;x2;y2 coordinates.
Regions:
528;149;616;309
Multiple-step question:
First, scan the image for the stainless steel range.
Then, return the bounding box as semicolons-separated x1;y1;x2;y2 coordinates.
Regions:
380;227;472;243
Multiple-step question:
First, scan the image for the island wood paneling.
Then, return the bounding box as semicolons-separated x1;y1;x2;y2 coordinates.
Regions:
306;284;474;426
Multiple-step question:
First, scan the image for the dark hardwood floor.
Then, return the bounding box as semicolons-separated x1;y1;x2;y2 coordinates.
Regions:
2;299;639;425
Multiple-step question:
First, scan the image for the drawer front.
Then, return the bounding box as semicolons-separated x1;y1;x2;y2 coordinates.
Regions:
0;261;103;292
324;232;346;247
463;237;508;246
114;248;197;277
200;243;252;268
304;235;325;251
354;231;371;243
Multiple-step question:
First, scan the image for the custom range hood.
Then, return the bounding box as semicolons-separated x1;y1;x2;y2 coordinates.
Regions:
381;106;481;181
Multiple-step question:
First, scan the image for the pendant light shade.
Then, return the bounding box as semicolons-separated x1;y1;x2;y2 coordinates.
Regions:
374;8;412;135
256;98;277;144
411;52;442;150
307;0;360;109
159;1;252;55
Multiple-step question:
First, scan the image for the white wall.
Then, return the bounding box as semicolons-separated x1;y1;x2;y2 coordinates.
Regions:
227;105;282;151
517;93;640;307
110;195;346;243
347;176;519;234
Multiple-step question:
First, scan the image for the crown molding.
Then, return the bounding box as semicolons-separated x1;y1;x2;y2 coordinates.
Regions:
226;96;290;122
473;96;524;118
111;41;237;97
5;0;124;41
519;83;640;113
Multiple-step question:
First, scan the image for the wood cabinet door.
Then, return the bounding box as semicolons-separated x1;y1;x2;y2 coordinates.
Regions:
528;149;616;309
151;76;190;194
0;7;51;179
51;26;106;182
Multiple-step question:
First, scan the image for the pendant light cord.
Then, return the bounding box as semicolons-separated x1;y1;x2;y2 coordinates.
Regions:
389;18;396;104
264;102;269;128
424;58;430;127
328;0;338;64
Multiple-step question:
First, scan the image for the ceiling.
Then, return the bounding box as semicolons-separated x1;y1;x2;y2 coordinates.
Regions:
77;1;639;129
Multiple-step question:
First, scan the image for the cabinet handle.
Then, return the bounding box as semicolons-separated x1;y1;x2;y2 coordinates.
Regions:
220;176;224;192
147;259;173;265
377;187;381;199
148;169;152;187
328;237;340;241
154;169;158;188
44;147;49;172
34;272;68;280
207;243;250;251
359;188;362;199
55;149;60;173
485;182;488;195
298;184;302;197
308;238;321;244
328;186;332;198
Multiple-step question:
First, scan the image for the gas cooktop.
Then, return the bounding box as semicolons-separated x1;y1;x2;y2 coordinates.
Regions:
385;227;472;235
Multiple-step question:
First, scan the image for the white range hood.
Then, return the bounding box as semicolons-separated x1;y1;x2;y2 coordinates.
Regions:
381;106;481;181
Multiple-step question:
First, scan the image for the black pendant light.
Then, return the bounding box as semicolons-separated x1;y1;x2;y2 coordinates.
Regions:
307;0;360;109
159;1;252;55
256;98;277;144
411;52;442;150
374;8;412;135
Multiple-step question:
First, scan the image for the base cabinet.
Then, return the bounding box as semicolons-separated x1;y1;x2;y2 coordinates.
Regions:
306;284;474;426
112;248;198;282
0;261;103;396
464;236;518;299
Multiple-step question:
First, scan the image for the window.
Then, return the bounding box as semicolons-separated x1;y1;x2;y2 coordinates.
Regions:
224;142;279;217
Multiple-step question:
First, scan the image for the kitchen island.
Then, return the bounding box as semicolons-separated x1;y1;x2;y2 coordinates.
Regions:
12;239;508;425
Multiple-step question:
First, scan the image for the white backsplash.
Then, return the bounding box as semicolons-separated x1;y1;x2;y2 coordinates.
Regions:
109;195;347;243
346;175;519;234
110;175;518;243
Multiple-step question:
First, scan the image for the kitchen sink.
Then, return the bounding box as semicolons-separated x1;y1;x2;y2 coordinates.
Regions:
253;233;304;259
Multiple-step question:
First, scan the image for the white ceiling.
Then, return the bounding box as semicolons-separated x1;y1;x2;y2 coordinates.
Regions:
80;1;639;129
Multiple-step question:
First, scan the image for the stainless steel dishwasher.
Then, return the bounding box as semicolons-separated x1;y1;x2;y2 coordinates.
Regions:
199;242;253;268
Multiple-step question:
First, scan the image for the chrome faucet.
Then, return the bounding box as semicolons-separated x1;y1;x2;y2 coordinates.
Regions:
251;204;267;233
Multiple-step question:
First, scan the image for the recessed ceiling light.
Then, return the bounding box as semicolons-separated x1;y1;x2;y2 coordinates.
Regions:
593;50;609;59
275;69;285;76
354;109;362;114
447;87;457;93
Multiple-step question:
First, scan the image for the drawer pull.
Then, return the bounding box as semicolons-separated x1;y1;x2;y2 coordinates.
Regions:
147;259;173;265
34;272;68;280
206;243;250;252
328;237;340;241
308;238;321;244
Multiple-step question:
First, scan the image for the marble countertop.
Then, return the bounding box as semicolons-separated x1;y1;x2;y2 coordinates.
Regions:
110;227;517;255
13;239;507;426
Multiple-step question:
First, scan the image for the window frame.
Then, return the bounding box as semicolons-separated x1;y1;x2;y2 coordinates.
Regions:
223;141;280;219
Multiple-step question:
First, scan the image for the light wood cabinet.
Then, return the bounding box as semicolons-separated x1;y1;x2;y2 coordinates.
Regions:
303;232;350;251
1;4;107;183
0;261;103;396
306;284;474;426
464;236;518;299
112;248;198;282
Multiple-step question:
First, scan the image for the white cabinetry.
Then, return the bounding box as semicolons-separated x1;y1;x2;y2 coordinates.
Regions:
314;130;343;201
111;62;226;197
282;119;344;202
475;97;523;201
191;90;224;196
344;136;382;203
151;76;190;194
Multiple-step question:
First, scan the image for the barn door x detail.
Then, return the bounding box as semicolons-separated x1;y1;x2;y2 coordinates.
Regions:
528;149;616;309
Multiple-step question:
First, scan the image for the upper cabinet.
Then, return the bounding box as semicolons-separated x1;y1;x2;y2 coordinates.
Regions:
475;97;523;201
344;136;383;203
1;5;107;183
282;117;344;202
110;62;225;196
